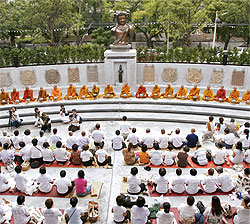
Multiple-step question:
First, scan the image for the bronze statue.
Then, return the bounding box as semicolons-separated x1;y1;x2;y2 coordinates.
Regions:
111;12;133;45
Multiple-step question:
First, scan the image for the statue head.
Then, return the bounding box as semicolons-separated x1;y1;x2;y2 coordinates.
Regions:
117;12;127;26
233;86;237;91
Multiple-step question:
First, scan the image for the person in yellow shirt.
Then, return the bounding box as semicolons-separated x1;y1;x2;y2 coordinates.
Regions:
150;84;161;99
202;85;214;101
50;85;63;101
64;83;78;100
0;88;10;105
228;86;240;104
37;87;49;102
103;84;116;98
161;84;174;99
91;84;100;99
175;85;187;99
187;85;200;101
242;89;250;104
78;85;91;99
120;83;132;98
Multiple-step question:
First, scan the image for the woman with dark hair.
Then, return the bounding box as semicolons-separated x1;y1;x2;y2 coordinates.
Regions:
216;117;226;135
74;170;95;197
229;142;244;164
239;129;250;150
233;196;250;224
69;144;82;165
203;196;227;223
122;143;137;165
156;202;175;224
131;196;149;224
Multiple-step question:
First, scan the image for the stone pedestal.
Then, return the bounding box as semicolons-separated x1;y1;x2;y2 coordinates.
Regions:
104;45;137;91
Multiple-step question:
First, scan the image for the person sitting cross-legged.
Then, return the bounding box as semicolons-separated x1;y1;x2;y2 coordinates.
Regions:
42;142;55;165
149;146;164;167
0;88;10;105
69;144;82;166
55;170;74;196
37;87;49;102
42;199;62;224
214;85;227;102
191;144;208;166
139;144;150;165
0;166;11;193
127;167;147;195
75;170;96;197
131;197;150;224
176;146;192;168
112;130;126;151
242;89;250;104
212;142;229;166
170;168;185;194
161;84;174;99
175;85;187;99
91;84;101;99
112;195;131;224
187;85;201;101
149;168;169;195
95;142;112;166
122;143;138;165
228;86;240;104
50;85;63;101
120;82;132;98
215;166;234;193
229;141;244;165
233;196;250;224
150;84;161;99
10;88;21;104
156;202;175;224
22;86;35;102
185;168;203;195
64;83;78;100
215;128;235;149
80;144;96;167
103;84;116;98
201;168;218;194
136;84;148;98
169;128;186;150
78;85;91;100
202;85;214;101
186;128;199;148
35;167;53;193
12;196;31;224
54;141;70;165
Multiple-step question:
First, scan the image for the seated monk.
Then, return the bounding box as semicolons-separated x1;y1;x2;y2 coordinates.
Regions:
136;84;148;98
161;84;174;98
175;85;187;99
120;83;132;98
187;85;200;100
37;87;49;102
103;84;116;98
22;86;35;102
202;85;214;101
10;88;21;104
50;85;62;101
150;84;161;99
214;85;227;102
64;83;78;100
242;89;250;104
91;84;100;99
228;87;240;104
78;85;91;99
0;88;10;105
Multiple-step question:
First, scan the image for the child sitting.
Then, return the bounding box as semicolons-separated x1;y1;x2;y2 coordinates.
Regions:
54;141;69;165
139;144;150;165
36;167;53;193
131;196;149;224
201;168;217;193
149;146;163;166
127;167;147;195
177;146;192;167
163;145;175;166
42;142;55;165
150;168;169;194
156;202;176;224
112;195;131;223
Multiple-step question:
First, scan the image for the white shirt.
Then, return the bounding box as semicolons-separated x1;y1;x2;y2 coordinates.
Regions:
112;135;124;150
80;151;93;162
213;149;227;165
23;136;32;146
163;151;175;165
0;136;11;145
77;137;90;148
216;173;234;192
49;134;62;147
19;146;31;161
0;173;10;192
120;122;131;135
178;204;197;219
193;148;208;165
12;136;22;149
244;149;250;163
54;148;69;162
170;134;185;148
222;133;235;145
41;208;62;224
12;205;30;224
14;173;28;192
36;174;53;193
66;136;77;150
142;134;155;148
131;205;150;224
0;150;14;164
202;176;217;193
155;176;168;194
127;133;139;145
113;205;126;222
70;114;80;127
232;149;244;164
127;175;141;194
92;130;104;143
30;145;42;158
42;148;54;162
239;135;250;148
159;134;169;149
65;207;83;224
171;176;185;193
96;148;108;163
150;150;163;166
233;206;250;224
55;177;71;194
185;176;200;194
157;211;175;224
0;205;6;224
37;136;48;148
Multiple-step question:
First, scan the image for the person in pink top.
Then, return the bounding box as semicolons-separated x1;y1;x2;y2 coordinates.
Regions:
75;170;95;197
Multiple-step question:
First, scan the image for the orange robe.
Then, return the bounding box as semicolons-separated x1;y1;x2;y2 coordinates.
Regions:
175;88;187;99
103;86;116;98
228;90;240;103
37;89;48;101
120;85;132;98
10;91;20;103
136;87;148;98
150;86;161;99
214;89;226;102
64;86;78;100
79;87;91;99
202;89;214;101
0;92;10;105
187;88;200;100
91;86;100;99
162;87;174;98
242;92;250;104
23;89;35;101
50;87;62;101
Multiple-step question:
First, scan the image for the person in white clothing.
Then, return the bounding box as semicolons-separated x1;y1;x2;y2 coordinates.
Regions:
12;130;22;150
237;122;250;137
36;167;53;193
42;142;55;165
65;197;88;224
68;109;81;132
141;128;155;149
229;142;244;164
191;144;208;166
0;203;11;224
131;196;149;224
170;168;185;194
12;196;31;224
212;142;229;166
112;195;131;223
150;168;169;194
215;166;234;192
77;131;90;148
30;138;43;166
55;170;74;196
120;116;131;140
37;131;47;148
169;129;186;149
0;167;11;193
216;128;235;149
112;130;126;151
149;148;163;166
48;128;62;147
91;123;104;147
158;129;169;149
127;167;147;195
60;105;70;124
156;202;176;224
95;143;112;166
127;128;140;148
185;169;203;195
201;168;218;193
54;141;69;165
0;130;11;146
23;129;32;146
42;199;62;224
80;144;96;167
163;145;175;166
66;131;77;150
239;129;250;150
244;148;250;165
233;197;250;224
18;141;31;164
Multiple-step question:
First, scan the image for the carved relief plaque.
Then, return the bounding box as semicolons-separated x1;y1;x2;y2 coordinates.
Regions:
0;72;12;87
231;70;245;86
162;68;178;82
20;70;36;85
45;69;60;84
210;70;224;84
186;68;202;83
68;68;80;83
87;66;98;82
144;65;154;82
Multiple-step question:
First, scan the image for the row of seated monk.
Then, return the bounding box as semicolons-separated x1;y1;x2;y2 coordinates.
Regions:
0;83;250;105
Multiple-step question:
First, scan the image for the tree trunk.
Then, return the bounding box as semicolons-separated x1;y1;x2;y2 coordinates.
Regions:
223;34;231;50
183;33;191;46
10;33;16;47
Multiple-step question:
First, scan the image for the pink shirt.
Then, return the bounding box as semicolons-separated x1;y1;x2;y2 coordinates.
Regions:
74;178;87;194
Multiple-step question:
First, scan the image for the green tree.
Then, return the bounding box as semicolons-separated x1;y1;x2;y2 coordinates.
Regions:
90;27;114;47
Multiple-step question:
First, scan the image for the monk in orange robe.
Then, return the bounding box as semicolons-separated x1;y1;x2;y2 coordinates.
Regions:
162;84;174;98
120;83;132;98
50;85;62;101
0;89;10;105
22;86;35;102
136;84;148;98
150;84;161;99
187;85;200;100
10;88;21;104
64;83;78;100
78;85;91;99
91;84;101;99
214;85;226;102
202;85;214;101
175;85;187;99
242;89;250;104
228;87;240;104
37;87;49;102
103;84;116;98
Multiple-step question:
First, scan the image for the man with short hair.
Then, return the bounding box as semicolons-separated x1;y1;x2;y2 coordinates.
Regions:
22;86;35;102
66;132;77;150
49;128;62;147
141;128;155;149
42;199;62;224
127;128;140;148
68;109;80;132
77;131;90;148
0;88;10;105
158;129;169;149
169;129;186;149
215;166;234;192
216;128;235;149
55;170;74;196
12;196;31;224
36;167;53;193
92;123;104;147
227;118;237;136
64;83;78;100
10;106;22;128
112;130;126;151
170;168;185;194
120;116;131;140
186;129;199;148
214;85;227;102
